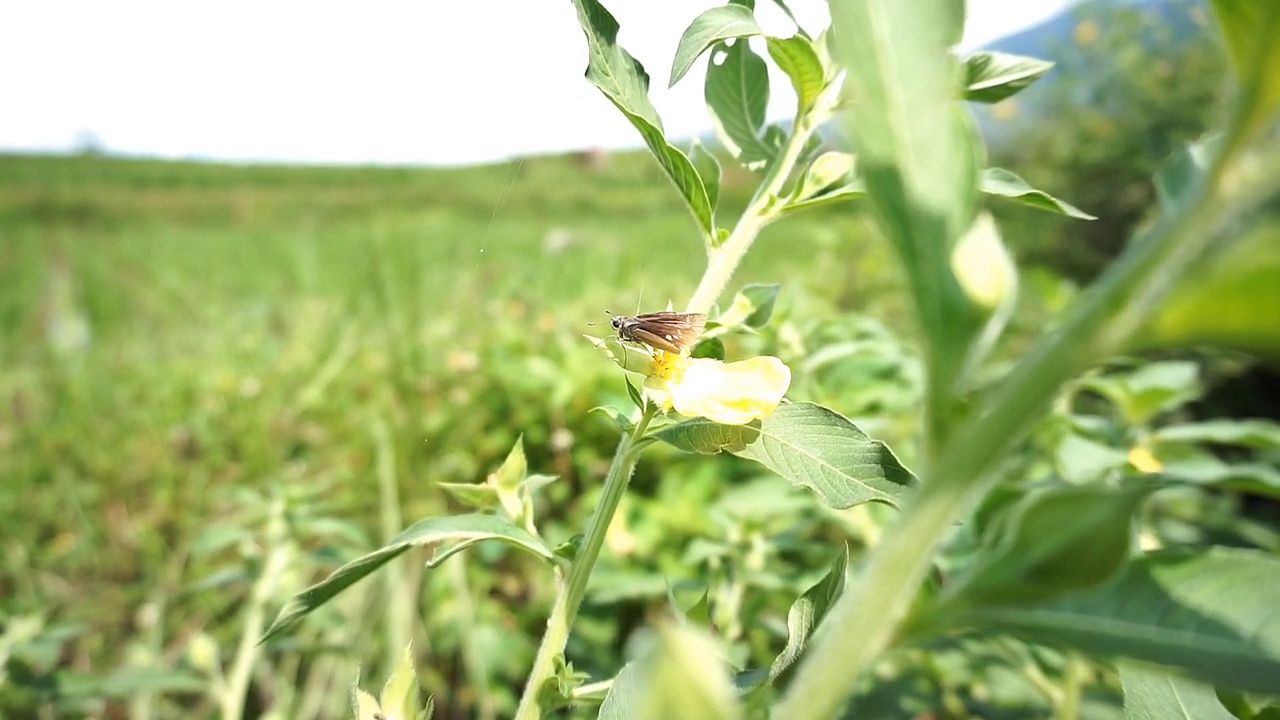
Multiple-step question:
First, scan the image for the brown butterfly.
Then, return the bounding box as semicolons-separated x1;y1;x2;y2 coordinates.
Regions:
610;311;707;355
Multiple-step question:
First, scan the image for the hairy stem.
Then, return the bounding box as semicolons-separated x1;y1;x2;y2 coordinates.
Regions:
514;107;822;720
514;405;657;720
686;118;816;316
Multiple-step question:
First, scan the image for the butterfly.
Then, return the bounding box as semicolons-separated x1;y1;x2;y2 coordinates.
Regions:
610;311;707;355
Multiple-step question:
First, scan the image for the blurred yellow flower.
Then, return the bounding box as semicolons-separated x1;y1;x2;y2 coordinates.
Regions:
1128;445;1164;474
644;351;791;425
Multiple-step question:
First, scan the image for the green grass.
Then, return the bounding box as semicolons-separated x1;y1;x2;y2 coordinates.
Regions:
0;151;897;716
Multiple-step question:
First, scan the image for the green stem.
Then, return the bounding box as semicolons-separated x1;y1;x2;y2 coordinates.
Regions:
1055;654;1085;720
772;140;1227;720
685;118;816;316
513;107;821;720
222;500;292;720
514;405;657;720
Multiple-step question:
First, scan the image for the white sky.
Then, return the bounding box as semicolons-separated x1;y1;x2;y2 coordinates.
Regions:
0;1;1074;167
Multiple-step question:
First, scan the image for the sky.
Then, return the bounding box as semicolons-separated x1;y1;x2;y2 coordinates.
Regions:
1;1;1075;167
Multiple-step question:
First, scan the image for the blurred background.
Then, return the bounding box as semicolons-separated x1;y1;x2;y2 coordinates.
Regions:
3;0;1273;718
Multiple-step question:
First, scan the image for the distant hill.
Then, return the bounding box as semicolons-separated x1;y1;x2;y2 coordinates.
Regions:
971;0;1210;147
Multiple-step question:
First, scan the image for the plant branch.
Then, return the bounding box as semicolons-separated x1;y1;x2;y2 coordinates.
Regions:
514;404;657;720
516;99;823;720
686;118;817;316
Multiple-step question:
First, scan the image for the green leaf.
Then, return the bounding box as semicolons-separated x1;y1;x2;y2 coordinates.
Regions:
669;5;762;87
1055;433;1131;484
656;417;759;454
1140;221;1280;362
653;402;918;508
589;333;658;376
1208;0;1280;147
1153;419;1280;450
1160;454;1280;499
598;663;641;720
828;0;983;414
1119;663;1237;720
1078;361;1202;427
555;534;584;563
572;0;714;237
965;547;1280;694
980;168;1095;220
591;405;635;434
945;483;1148;606
705;40;774;169
492;436;526;490
742;283;781;327
625;377;646;411
354;687;381;720
790;151;857;203
766;35;825;112
262;514;554;641
769;544;848;681
633;625;744;720
668;587;713;629
780;183;866;214
691;336;726;361
436;482;499;509
381;644;421;720
1154;136;1221;212
689;138;723;212
962;51;1054;104
711;283;781;330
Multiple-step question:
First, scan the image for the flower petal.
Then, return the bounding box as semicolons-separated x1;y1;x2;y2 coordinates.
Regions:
667;356;791;425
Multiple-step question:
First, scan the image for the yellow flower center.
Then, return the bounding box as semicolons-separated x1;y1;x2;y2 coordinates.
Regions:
650;349;687;381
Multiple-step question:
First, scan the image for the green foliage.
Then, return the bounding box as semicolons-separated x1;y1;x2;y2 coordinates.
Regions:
767;544;847;682
964;548;1280;694
572;0;715;239
1119;663;1236;720
942;482;1150;607
963;50;1055;104
669;5;762;87
828;0;985;444
654;402;917;508
6;0;1280;716
263;512;554;642
620;625;743;720
352;644;434;720
981;167;1096;219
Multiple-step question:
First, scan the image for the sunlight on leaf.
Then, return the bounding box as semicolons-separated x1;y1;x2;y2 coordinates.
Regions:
654;402;917;508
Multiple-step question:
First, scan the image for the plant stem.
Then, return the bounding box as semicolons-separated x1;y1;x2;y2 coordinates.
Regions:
1054;654;1085;720
685;118;816;316
773;142;1228;720
513;108;822;720
222;500;292;720
514;405;657;720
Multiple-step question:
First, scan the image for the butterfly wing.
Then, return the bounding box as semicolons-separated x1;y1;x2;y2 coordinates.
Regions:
628;312;707;354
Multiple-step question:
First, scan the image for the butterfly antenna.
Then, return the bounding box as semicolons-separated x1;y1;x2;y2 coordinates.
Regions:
635;262;647;315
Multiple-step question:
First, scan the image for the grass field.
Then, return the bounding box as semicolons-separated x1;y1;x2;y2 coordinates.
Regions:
0;151;906;717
